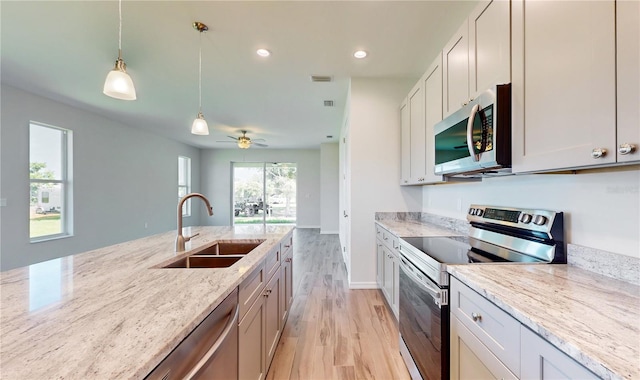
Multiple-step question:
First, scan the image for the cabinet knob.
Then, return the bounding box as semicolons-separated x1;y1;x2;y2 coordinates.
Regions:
619;143;636;155
591;148;607;159
285;257;292;263
471;312;482;322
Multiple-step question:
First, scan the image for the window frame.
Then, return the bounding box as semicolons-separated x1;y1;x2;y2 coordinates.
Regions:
29;122;73;243
178;156;192;217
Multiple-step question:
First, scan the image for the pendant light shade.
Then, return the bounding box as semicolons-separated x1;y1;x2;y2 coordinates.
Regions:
104;57;136;100
104;0;136;100
191;112;210;135
191;22;209;135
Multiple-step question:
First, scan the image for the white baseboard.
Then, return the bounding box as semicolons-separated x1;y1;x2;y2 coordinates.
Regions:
320;230;339;235
348;281;378;289
295;225;320;229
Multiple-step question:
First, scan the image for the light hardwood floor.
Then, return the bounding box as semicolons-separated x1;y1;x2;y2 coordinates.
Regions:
266;229;411;380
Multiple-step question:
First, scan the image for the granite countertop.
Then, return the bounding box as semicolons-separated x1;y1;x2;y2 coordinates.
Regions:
0;225;294;379
449;264;640;380
375;219;465;238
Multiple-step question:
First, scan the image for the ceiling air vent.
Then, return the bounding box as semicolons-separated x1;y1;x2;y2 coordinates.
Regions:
311;75;333;82
324;100;334;107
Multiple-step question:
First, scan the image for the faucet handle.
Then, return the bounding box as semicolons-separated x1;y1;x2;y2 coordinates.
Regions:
185;232;200;242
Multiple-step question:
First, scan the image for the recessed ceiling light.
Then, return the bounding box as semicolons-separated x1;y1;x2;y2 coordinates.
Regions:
353;50;368;59
257;48;271;57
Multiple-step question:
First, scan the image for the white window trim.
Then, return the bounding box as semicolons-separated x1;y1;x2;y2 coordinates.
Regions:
178;156;192;217
29;122;73;243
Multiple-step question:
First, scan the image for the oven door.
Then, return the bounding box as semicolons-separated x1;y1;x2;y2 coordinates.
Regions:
398;256;449;380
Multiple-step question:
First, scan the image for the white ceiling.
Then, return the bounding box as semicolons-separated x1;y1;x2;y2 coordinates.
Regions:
1;0;477;149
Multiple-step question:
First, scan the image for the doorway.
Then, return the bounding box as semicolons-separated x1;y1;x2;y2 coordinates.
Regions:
232;162;297;226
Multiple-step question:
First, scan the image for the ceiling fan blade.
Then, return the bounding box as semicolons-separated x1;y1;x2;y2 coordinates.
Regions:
252;138;266;142
254;143;269;147
216;141;237;143
227;136;239;140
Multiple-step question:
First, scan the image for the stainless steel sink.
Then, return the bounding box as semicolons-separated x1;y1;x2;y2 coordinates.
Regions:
160;239;265;269
163;255;244;268
191;239;265;256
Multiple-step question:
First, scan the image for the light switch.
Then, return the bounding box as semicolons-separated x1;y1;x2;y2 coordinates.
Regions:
0;198;6;207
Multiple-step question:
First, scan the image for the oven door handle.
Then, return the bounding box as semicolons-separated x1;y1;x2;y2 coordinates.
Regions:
399;257;447;307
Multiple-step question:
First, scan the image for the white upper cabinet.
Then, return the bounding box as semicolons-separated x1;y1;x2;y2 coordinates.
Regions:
423;53;446;184
512;0;618;172
469;0;511;98
616;0;640;164
400;99;411;185
444;0;511;118
443;21;470;118
409;82;426;183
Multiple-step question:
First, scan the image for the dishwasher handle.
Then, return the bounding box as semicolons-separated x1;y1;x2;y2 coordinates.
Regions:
185;303;239;379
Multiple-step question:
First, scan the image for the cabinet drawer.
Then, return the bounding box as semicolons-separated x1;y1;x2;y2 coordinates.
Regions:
264;246;281;282
281;232;293;256
239;263;265;322
450;276;521;375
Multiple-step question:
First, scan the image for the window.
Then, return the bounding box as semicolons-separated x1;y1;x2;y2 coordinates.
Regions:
178;156;191;216
29;122;72;241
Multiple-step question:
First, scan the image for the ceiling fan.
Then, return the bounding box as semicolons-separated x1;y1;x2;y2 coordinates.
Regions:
217;130;268;149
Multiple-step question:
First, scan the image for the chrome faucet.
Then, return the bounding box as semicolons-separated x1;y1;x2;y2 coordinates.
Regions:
176;193;214;252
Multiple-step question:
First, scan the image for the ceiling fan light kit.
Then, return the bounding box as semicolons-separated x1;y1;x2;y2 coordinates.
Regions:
190;21;210;135
103;0;137;100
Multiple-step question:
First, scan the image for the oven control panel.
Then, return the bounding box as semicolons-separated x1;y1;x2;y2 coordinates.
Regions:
467;204;563;237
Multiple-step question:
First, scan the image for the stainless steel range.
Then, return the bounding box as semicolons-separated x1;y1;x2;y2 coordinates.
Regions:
397;205;565;380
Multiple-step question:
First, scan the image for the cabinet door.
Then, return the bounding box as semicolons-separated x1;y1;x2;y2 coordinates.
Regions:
409;81;426;183
264;270;281;371
382;246;394;307
520;326;599;379
400;99;411;185
376;241;384;289
616;0;640;163
469;0;511;97
512;0;616;172
450;315;518;380
239;297;265;380
280;251;293;327
423;52;446;184
391;250;399;318
443;20;470;117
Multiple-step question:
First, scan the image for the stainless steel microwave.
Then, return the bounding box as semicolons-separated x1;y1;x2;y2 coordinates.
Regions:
434;84;512;177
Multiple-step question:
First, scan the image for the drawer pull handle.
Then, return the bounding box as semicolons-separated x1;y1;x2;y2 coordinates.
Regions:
285;258;292;263
471;312;482;322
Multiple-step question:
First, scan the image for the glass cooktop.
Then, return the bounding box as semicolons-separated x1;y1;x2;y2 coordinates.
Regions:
401;236;543;264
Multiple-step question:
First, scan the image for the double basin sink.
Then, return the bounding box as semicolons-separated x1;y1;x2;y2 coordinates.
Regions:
162;240;265;269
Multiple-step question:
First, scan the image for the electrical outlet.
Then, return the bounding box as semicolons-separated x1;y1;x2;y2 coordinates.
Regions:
144;222;148;229
456;199;462;211
0;198;6;207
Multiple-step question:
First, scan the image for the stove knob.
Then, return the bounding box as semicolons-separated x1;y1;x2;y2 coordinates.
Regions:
533;215;547;226
469;208;476;215
519;213;533;224
475;209;484;217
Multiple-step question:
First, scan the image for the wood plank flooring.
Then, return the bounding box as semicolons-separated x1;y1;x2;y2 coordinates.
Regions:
266;229;410;380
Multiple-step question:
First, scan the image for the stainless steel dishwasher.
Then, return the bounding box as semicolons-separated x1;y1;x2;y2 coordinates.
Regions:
146;289;239;380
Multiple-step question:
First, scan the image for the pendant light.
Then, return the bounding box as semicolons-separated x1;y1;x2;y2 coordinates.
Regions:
191;22;209;135
103;0;137;100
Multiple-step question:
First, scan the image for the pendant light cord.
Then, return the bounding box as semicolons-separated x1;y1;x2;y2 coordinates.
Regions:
118;0;123;59
198;31;202;113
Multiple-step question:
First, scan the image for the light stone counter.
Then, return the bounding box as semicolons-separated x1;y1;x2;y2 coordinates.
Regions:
0;225;294;379
375;219;465;238
448;264;640;380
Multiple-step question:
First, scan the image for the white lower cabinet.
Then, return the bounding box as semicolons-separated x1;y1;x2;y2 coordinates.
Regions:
239;234;293;380
451;314;517;380
450;276;598;380
521;326;598;380
375;223;399;319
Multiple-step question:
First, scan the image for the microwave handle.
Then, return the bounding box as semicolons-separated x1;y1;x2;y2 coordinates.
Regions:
466;103;480;162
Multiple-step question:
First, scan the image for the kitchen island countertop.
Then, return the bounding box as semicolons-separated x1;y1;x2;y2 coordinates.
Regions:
0;225;293;379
